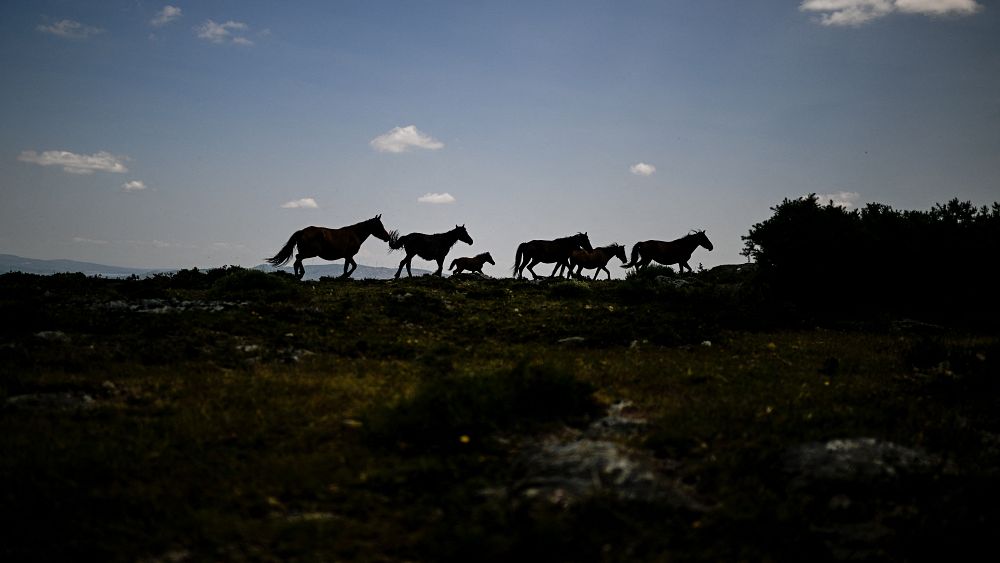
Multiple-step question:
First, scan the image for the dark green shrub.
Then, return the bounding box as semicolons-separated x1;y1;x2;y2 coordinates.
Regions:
365;362;599;451
207;267;301;300
742;195;1000;320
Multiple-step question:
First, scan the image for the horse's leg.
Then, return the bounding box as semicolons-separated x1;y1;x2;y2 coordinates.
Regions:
394;255;407;279
343;257;357;278
405;253;414;277
526;259;540;280
549;262;562;278
293;254;305;280
600;266;610;280
679;261;691;273
434;258;444;276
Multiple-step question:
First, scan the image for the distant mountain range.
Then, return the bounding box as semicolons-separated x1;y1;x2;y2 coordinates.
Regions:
0;254;426;280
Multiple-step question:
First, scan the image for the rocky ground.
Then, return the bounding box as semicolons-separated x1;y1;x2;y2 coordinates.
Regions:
2;267;998;561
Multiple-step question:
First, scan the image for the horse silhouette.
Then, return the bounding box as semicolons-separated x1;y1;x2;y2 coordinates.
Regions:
449;252;495;276
388;225;473;278
568;243;628;280
265;214;392;279
621;230;713;273
513;233;593;279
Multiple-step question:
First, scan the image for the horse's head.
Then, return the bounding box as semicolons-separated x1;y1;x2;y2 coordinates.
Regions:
575;232;593;251
612;244;628;263
455;224;473;245
370;214;392;242
482;252;495;265
694;230;713;251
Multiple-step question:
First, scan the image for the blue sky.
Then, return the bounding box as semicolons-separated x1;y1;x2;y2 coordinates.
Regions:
2;1;997;275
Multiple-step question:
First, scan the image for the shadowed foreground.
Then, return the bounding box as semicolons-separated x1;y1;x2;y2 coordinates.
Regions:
1;267;998;561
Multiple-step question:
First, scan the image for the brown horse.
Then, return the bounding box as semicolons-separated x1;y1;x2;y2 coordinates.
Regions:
449;252;495;276
568;243;628;280
513;233;593;279
388;225;473;278
265;214;392;279
621;230;713;273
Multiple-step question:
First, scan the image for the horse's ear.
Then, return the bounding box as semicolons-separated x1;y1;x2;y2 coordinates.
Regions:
376;214;381;219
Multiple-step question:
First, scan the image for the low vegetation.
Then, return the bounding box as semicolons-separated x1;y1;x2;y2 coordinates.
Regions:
3;197;998;561
1;263;997;562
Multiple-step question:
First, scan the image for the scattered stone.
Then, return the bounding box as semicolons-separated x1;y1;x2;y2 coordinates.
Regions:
585;401;648;439
34;331;70;342
5;392;95;412
96;299;243;314
785;438;939;483
509;401;706;511
700;340;712;347
557;336;586;345
656;277;692;288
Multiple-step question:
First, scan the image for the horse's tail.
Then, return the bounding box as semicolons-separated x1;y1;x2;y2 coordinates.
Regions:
449;259;458;271
621;242;642;268
265;230;299;267
387;230;406;252
512;243;525;275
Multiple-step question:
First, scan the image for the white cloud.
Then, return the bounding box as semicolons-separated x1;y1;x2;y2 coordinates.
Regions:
370;125;444;153
800;0;982;26
281;198;319;209
151;6;182;27
18;150;128;175
196;19;251;44
37;19;105;39
895;0;982;15
122;180;147;192
629;162;656;176
417;192;456;204
816;191;861;209
73;237;109;245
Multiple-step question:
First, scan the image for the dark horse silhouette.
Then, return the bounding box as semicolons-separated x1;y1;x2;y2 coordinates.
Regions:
450;252;495;276
388;225;473;278
513;233;593;279
621;230;713;273
265;214;392;279
568;243;628;280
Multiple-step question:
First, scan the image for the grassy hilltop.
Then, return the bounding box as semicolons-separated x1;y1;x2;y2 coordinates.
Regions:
1;266;998;562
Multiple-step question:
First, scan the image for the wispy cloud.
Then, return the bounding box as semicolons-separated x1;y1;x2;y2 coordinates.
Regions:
281;198;319;209
196;19;252;45
151;5;182;27
816;191;861;209
800;0;982;26
629;162;656;176
122;180;147;192
37;19;105;39
19;150;128;175
72;237;109;245
371;125;444;153
417;192;456;204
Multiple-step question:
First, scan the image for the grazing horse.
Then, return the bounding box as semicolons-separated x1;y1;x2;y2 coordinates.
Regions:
265;214;392;280
621;230;713;273
450;252;495;276
388;225;473;278
513;233;593;280
568;243;628;280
